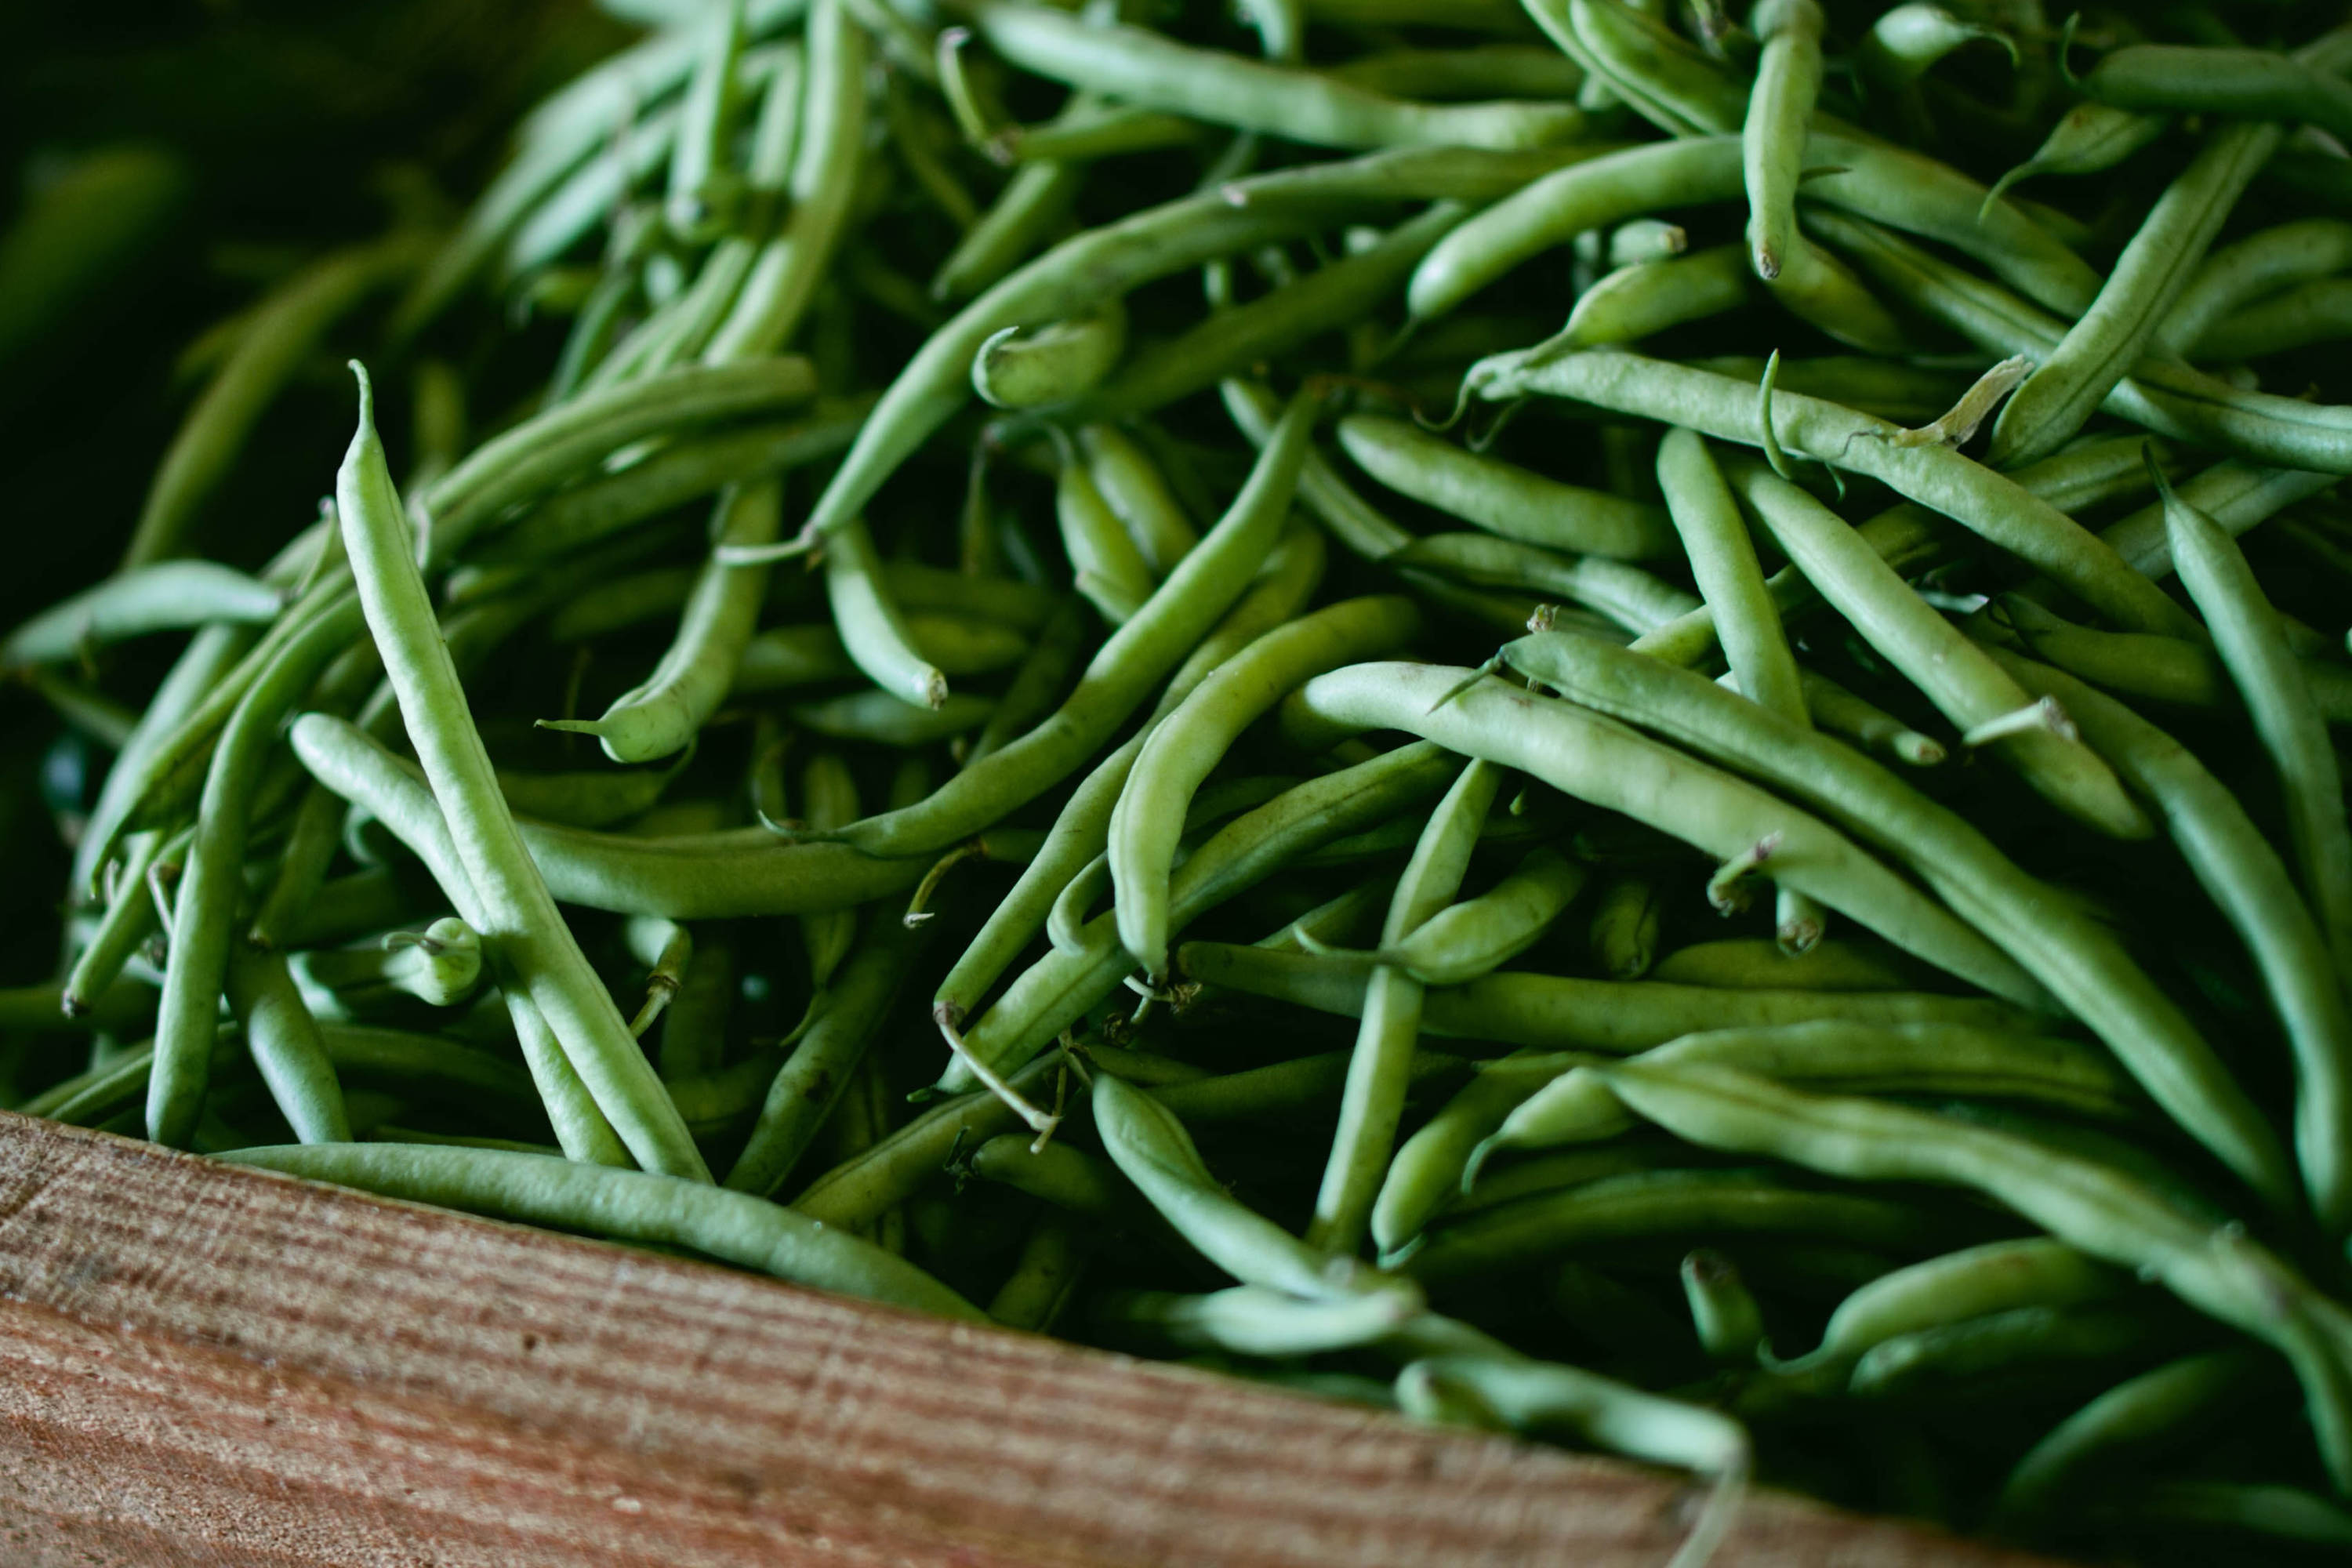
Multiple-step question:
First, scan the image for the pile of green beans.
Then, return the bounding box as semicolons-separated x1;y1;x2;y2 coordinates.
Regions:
15;0;2352;1557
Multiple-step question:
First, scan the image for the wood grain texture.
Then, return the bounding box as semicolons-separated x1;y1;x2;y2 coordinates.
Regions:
0;1111;2060;1567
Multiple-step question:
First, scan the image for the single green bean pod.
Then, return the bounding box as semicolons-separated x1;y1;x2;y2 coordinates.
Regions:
971;300;1127;409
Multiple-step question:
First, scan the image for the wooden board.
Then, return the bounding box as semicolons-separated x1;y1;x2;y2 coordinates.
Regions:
0;1111;2060;1567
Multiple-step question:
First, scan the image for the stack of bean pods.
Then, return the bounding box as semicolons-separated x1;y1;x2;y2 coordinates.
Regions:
15;0;2352;1556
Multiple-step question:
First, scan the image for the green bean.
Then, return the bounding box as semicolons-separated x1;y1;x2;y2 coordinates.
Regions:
1184;942;2038;1053
1722;454;2148;837
1993;1346;2272;1529
1113;596;1421;979
469;403;868;569
266;867;427;953
1795;670;1944;768
1407;1166;1938;1283
995;106;1203;165
989;1215;1087;1332
670;0;756;239
1325;45;1584;101
1094;1070;1414;1304
966;2;1581;152
74;568;352;890
655;926;734;1078
1054;442;1156;623
554;478;786;759
1562;0;1744;135
623;916;693;1040
879;561;1062;632
1489;633;2295;1208
1554;243;1753;350
2081;40;2352;141
495;755;687;832
1300;846;1587;986
592;96;788;387
1631;430;2155;672
1813;206;2352;477
793;1054;1058;1225
1859;2;2013;87
539;566;698;643
1220;383;1410;564
1146;1050;1468;1123
1984;102;2169;213
337;366;708;1180
1602;218;1686;269
2188;278;2352;361
502;96;691;281
2159;218;2352;356
1683;354;1972;427
225;1140;978;1319
1657;428;1829;947
2158;464;2352;979
1595;1060;2352;1490
1484;1020;2132;1175
422;358;816;568
20;1036;212;1127
1996;652;2352;1230
941;740;1461;1097
1077;425;1196;575
964;1132;1128;1220
1848;1301;2182;1403
2085;1482;2352;1549
394;2;786;331
792;688;995;744
1765;1236;2122;1384
930;521;1325;1028
1339;415;1672;561
1976;601;2230;709
1390;535;1690;633
122;234;430;570
62;823;190;1016
731;615;1029;693
1682;1249;1763;1364
295;918;488;1014
1800;132;2103;318
1312;757;1498;1253
1097;1285;1417;1357
973;300;1126;410
1068;201;1469;426
1991;123;2284;469
248;782;348;949
793;750;859;994
4;562;282;667
1740;0;1820;283
789;147;1585;554
1372;1051;1584;1254
827;392;1316;859
1283;662;2048;1004
306;769;933;922
822;514;949;710
1301;0;1534;33
694;0;866;361
1467;348;2201;642
1649;937;1913;992
1584;872;1663;980
150;589;364;1148
1408;138;1737;325
1395;1353;1748;1568
225;946;351;1145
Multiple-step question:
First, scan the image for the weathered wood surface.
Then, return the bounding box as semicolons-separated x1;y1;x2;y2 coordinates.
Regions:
0;1111;2060;1566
